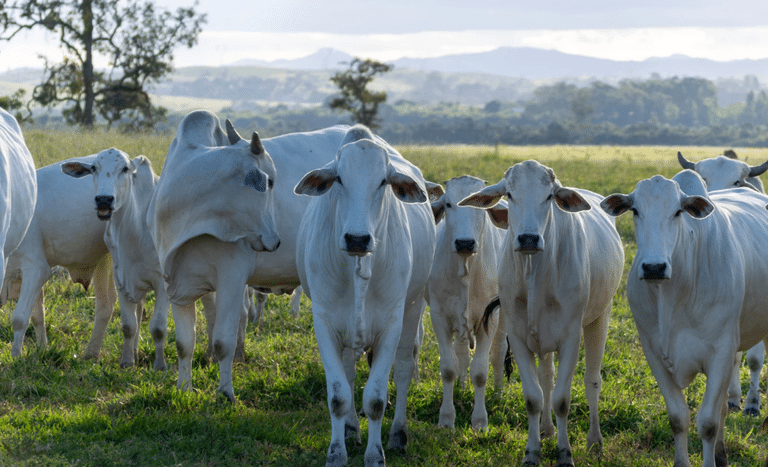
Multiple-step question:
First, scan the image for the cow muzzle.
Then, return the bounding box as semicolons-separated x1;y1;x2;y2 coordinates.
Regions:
640;262;670;282
454;238;477;256
515;234;543;255
94;195;114;220
343;233;372;256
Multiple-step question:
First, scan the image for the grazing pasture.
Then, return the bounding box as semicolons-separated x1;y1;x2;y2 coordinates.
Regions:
1;129;767;466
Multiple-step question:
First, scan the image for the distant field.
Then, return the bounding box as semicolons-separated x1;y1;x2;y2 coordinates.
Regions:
1;130;766;466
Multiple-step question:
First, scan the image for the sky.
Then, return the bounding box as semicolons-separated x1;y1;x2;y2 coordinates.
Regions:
3;0;768;71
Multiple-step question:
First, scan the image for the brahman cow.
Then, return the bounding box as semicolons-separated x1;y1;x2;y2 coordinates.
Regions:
3;154;116;359
601;170;768;467
427;175;508;430
678;151;768;416
460;160;624;467
61;148;174;370
295;125;435;467
148;110;360;401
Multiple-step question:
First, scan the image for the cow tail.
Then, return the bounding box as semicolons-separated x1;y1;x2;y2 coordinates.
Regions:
504;335;515;381
482;296;500;333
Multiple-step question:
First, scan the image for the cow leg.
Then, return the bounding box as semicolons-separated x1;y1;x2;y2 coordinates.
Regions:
84;256;116;359
11;264;50;357
249;290;266;324
388;297;426;454
639;333;692;467
508;330;544;466
699;351;735;467
367;316;402;467
234;288;248;362
743;341;765;417
149;282;171;371
117;290;141;368
728;351;743;411
341;347;361;443
551;327;582;467
290;286;303;318
489;320;507;394
211;277;249;402
172;302;196;392
313;308;351;467
538;351;555;439
200;292;216;363
29;289;47;348
469;307;498;431
429;301;460;428
583;310;609;454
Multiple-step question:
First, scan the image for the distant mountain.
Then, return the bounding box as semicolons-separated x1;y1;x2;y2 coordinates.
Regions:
229;46;768;81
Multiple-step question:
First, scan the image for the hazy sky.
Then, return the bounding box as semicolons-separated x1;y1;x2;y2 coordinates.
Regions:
3;0;768;71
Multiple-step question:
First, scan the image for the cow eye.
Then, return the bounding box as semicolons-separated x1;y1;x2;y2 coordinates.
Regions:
674;210;682;218
122;166;129;173
630;208;639;217
445;202;452;209
379;179;386;188
546;194;553;201
335;176;343;186
268;178;274;189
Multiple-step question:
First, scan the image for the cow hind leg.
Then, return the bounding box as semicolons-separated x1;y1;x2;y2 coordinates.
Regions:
583;311;610;453
538;352;555;439
11;265;50;357
212;280;250;402
149;285;171;371
84;257;116;359
29;290;47;348
172;302;197;392
743;341;764;417
728;351;744;411
470;315;498;431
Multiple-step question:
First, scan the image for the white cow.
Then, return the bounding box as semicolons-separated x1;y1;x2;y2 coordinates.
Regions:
3;154;117;359
460;160;624;467
61;148;173;370
678;151;768;416
249;285;304;324
601;171;768;467
427;175;508;430
295;125;435;467
148;110;353;401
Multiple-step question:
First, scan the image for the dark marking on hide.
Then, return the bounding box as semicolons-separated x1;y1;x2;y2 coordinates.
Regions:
555;399;569;418
151;328;166;342
344;423;359;442
369;399;385;421
749;358;762;372
668;415;686;435
557;448;574;467
326;441;345;465
700;420;717;441
715;440;728;467
244;169;267;192
331;381;345;418
213;340;227;362
176;342;189;360
526;397;541;414
473;373;487;388
388;426;408;452
443;369;456;383
121;323;133;339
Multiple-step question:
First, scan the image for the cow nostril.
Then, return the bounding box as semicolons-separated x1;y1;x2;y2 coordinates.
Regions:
344;233;371;252
454;239;476;253
641;263;667;280
95;195;114;205
517;234;540;249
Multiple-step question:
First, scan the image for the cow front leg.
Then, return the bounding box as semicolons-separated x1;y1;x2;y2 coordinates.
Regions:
508;334;544;465
429;301;460;428
172;302;196;392
743;340;765;417
84;255;116;359
117;290;140;368
469;312;499;431
583;310;610;453
11;264;50;357
149;283;171;371
211;280;249;402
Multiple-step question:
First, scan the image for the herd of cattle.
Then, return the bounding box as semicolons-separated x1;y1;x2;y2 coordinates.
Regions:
1;106;768;467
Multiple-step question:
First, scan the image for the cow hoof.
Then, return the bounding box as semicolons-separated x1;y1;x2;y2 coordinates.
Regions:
218;389;236;403
744;407;760;417
387;427;408;453
728;401;741;412
523;449;541;465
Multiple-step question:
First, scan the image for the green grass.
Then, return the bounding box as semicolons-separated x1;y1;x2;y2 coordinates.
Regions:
1;133;767;466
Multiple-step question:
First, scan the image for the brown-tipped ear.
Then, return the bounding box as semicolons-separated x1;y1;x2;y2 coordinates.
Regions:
487;204;508;229
458;182;505;208
681;195;714;219
430;196;446;224
600;194;633;217
250;132;265;156
553;187;591;213
425;181;445;201
225;120;243;145
294;167;337;196
388;171;427;203
61;161;94;178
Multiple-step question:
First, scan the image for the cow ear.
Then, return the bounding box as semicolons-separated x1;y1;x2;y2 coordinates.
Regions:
554;187;591;212
682;195;714;219
487;203;509;229
61;162;94;178
388;170;427;203
294;167;336;196
130;155;150;175
600;194;632;217
424;181;445;201
430;196;446;224
244;167;268;193
458;182;505;209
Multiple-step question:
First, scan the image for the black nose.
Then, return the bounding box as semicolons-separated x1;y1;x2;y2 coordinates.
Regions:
95;195;114;209
344;233;371;253
454;239;476;254
641;263;667;280
517;234;540;250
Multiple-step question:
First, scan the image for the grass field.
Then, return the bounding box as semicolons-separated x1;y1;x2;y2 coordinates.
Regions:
1;128;767;466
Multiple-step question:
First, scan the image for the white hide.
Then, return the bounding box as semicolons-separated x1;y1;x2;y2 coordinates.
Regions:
295;125;435;467
61;149;173;371
460;160;624;467
601;172;768;467
427;175;507;431
147;110;349;401
677;152;768;417
2;153;113;359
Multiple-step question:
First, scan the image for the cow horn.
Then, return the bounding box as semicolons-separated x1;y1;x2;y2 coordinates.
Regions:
748;160;768;178
251;132;265;156
677;151;695;170
225;119;243;145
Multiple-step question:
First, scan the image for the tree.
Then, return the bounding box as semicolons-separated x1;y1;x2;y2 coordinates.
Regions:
328;57;392;130
0;0;206;130
0;88;32;124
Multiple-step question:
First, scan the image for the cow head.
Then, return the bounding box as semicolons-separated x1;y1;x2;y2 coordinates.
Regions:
61;148;150;221
459;160;588;255
677;151;768;192
432;175;504;256
601;174;714;283
294;125;426;256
